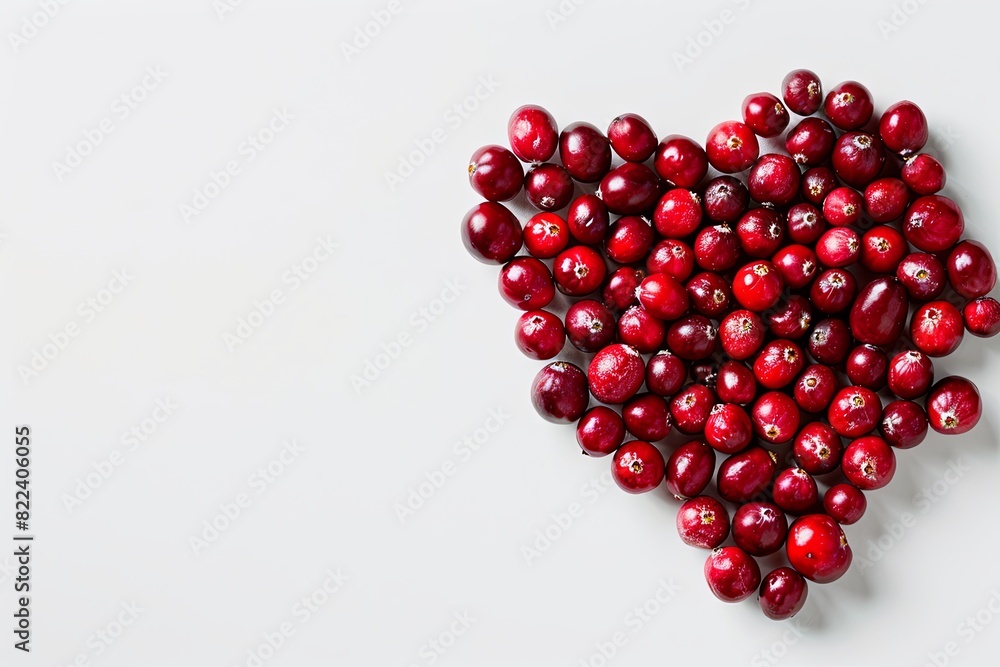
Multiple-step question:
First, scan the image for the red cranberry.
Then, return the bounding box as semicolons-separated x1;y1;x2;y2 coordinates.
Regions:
823;484;867;525
602;266;645;312
566;193;610;245
646;351;687;397
786;203;827;246
773;245;819;290
515;310;565;360
694;224;741;272
637;272;690;321
880;399;928;449
720;309;766;360
653;188;703;238
903;195;964;253
754;340;805;390
785;117;836;166
670;383;717;435
733;261;783;312
742;92;790;137
576;406;626;457
559;122;611;183
910;300;964;357
498;257;554;310
666;441;717;499
732;502;788;556
901;153;946;195
691;362;719;388
461;202;522;264
717;447;777;503
822;186;863;228
816;227;861;268
525;163;574;211
611;441;665;493
769;296;814;342
507;104;558;163
748;154;801;206
832;132;885;188
564;299;616;352
786;514;852;583
887;350;934;399
608;113;657;162
553;245;607;296
824;81;874;130
588;343;646;404
793;422;843;475
617;305;666;353
522;212;569;259
842;435;896;490
717;360;757;406
772;468;819;515
531;361;589;423
846;344;889;391
706;120;760;173
667;315;718;361
864;178;910;223
879;100;928;156
793;365;839;415
704;403;753;454
800;167;838;206
605;215;654;264
758;567;808;621
926;376;982;435
964;297;1000;337
647;239;696;281
702;176;750;223
654;135;708;188
677;496;730;548
947;240;997;299
705;547;761;603
468;145;524;202
782;69;823;115
686;271;733;318
623;393;672;441
860;225;908;274
599;162;661;215
849;277;909;346
808;317;852;364
752;391;800;444
736;208;785;258
896;252;947;302
828;386;882;438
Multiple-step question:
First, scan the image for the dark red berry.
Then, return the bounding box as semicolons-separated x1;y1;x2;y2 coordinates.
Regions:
863;178;910;223
623;393;672;441
717;447;777;503
926;376;981;435
947;240;997;299
703;403;753;454
880;399;928;449
646;351;687;397
782;69;823;116
751;391;800;444
964;297;1000;337
903;195;964;253
785;117;836;166
846;344;889;391
772;468;819;515
617;305;666;353
896;252;947;302
747;154;801;206
842;435;896;490
694;224;741;272
808;316;852;364
576;406;626;457
793;365;839;415
646;239;696;281
553;245;607;296
566;193;610;245
677;496;730;548
602;266;645;312
564;299;616;352
824;81;874;130
611;440;665;493
887;350;934;400
742;92;790;138
654;135;709;188
786;514;852;583
605;215;655;264
508;104;558;163
706;121;760;173
468;144;524;201
879;100;929;156
848;277;909;346
901;153;946;195
705;547;761;603
758;567;808;621
832;131;885;189
608;113;658;162
515;310;565;360
828;386;882;438
670;383;717;435
732;502;788;556
910;300;964;357
717;360;757;406
736;208;785;258
823;484;867;525
666;441;717;499
531;361;589;423
525;162;574;211
461;202;522;264
800;167;838;206
559;122;612;183
599;162;661;215
588;343;646;404
522;212;569;259
498;257;554;310
793;422;843;475
686;271;733;318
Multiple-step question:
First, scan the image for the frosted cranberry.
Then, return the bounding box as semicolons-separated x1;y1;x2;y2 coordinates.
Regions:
577;406;626;457
910;300;964;357
793;365;838;415
461;202;522;264
667;315;717;361
507;104;558;163
733;502;788;556
525;163;574;211
828;387;882;438
782;69;823;115
824;81;873;130
808;317;852;364
646;351;686;397
901;153;946;195
515;310;565;360
599;162;661;215
800;167;838;206
670;383;717;435
566;193;610;245
588;343;645;404
605;216;654;264
964;297;1000;337
887;350;934;399
694;224;741;272
903;195;964;253
810;268;857;314
602;266;645;312
823;484;867;525
773;245;818;290
617;305;666;353
816;227;860;268
880;399;928;449
637;273;689;321
742;92;790;138
748;154;801;206
896;252;946;302
769;296;814;343
832;132;885;188
686;271;733;318
678;496;730;548
608;113;657;162
623;393;672;441
793;422;843;475
468;145;524;202
754;340;805;390
720;309;766;360
786;514;852;583
879;100;928;156
553;245;606;296
773;468;819;515
786;203;827;246
759;567;808;621
752;391;800;444
842;435;896;490
717;361;757;406
611;441;665;493
522;212;569;259
702;176;750;223
947;240;997;299
926;376;982;435
860;225;907;274
666;441;717;499
733;261;783;312
736;208;785;258
653;188;703;238
846;344;889;391
564;299;616;352
646;239;695;281
705;547;761;603
849;277;909;346
706;120;759;173
498;257;554;310
704;403;753;454
785;117;836;165
864;178;910;223
531;362;589;423
559;122;611;183
718;447;777;503
654;135;709;188
822;187;863;228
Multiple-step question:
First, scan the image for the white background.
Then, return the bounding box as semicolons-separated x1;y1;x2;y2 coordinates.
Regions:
2;0;999;666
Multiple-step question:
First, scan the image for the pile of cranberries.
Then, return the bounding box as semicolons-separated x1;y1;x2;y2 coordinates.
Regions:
461;69;995;620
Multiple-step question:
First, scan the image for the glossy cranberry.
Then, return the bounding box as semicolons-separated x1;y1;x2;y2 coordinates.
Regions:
599;162;661;215
754;340;805;390
461;202;522;264
677;496;730;548
654;135;709;188
605;215;654;264
849;277;909;346
691;362;719;389
733;261;783;312
576;406;626;457
793;422;843;475
800;167;838;206
611;440;665;493
717;361;757;406
773;468;819;515
863;178;909;224
887;350;933;399
785;117;836;166
623;393;672;441
566;193;610;245
926;376;982;435
773;245;819;290
842;435;896;490
828;386;881;438
617;305;666;353
498;257;554;310
823;484;867;525
646;239;696;281
769;297;815;342
706;120;760;173
896;252;946;302
531;361;589;423
793;365;839;415
515;310;565;360
816;227;861;268
733;502;788;556
782;69;823;115
704;403;753;454
608;113;657;162
832;132;885;189
602;266;645;312
748;154;801;206
524;163;573;211
653;188;703;238
901;153;946;195
705;547;761;603
564;299;616;352
588;343;646;404
910;300;964;357
468;145;523;202
846;344;888;391
964;297;1000;337
702;176;750;223
717;447;777;503
507;104;558;163
752;391;800;444
879;100;928;156
637;272;690;321
720;309;766;360
903;195;964;253
559;122;611;183
670;383;717;435
686;271;733;318
786;203;827;245
667;315;718;361
860;225;907;274
807;317;852;364
646;351;687;397
947;240;997;299
553;245;606;296
880;399;928;449
824;81;874;130
522;212;569;259
822;187;863;228
786;514;852;583
742;92;789;138
694;225;741;272
736;208;785;258
666;441;716;499
758;567;808;621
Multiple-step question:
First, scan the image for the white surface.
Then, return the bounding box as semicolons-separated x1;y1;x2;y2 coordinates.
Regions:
2;1;999;665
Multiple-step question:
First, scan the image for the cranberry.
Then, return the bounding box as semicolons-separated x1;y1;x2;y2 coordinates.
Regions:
705;547;761;603
772;468;819;515
694;224;741;272
666;441;717;499
786;514;852;584
531;361;589;423
691;359;719;390
863;178;910;223
800;167;838;206
670;383;717;435
566;193;610;245
637;273;690;321
646;239;696;281
832;131;885;188
793;422;843;475
964;297;1000;337
576;406;626;457
507;104;558;163
846;344;889;391
748;154;801;206
720;309;766;360
824;484;867;525
758;567;808;621
617;305;666;353
525;163;574;211
816;227;861;268
559;122;611;183
553;245;607;296
910;300;964;357
653;188;703;238
646;351;687;397
599;162;661;215
461;202;522;264
732;502;788;556
887;350;934;399
786;203;827;246
782;69;823;115
498;257;555;310
468;145;524;202
654;135;709;188
667;315;718;361
686;271;733;318
702;176;750;223
605;215;655;264
717;447;777;503
807;317;852;364
522;212;569;259
926;376;982;435
677;496;730;549
753;340;805;390
860;225;908;274
704;403;754;454
793;365;839;415
588;343;646;404
733;261;783;312
623;393;672;441
515;310;565;360
879;101;929;156
824;81;874;130
769;297;814;341
564;299;616;352
742;92;790;137
602;266;645;312
896;252;947;302
785;117;836;166
903;195;964;253
901;153;946;195
880;399;929;449
717;360;757;406
822;186;864;228
828;386;882;438
947;240;997;299
608;113;657;162
849;277;909;346
842;435;896;490
772;245;818;289
736;208;785;258
751;391;800;444
706;120;760;173
611;440;665;493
